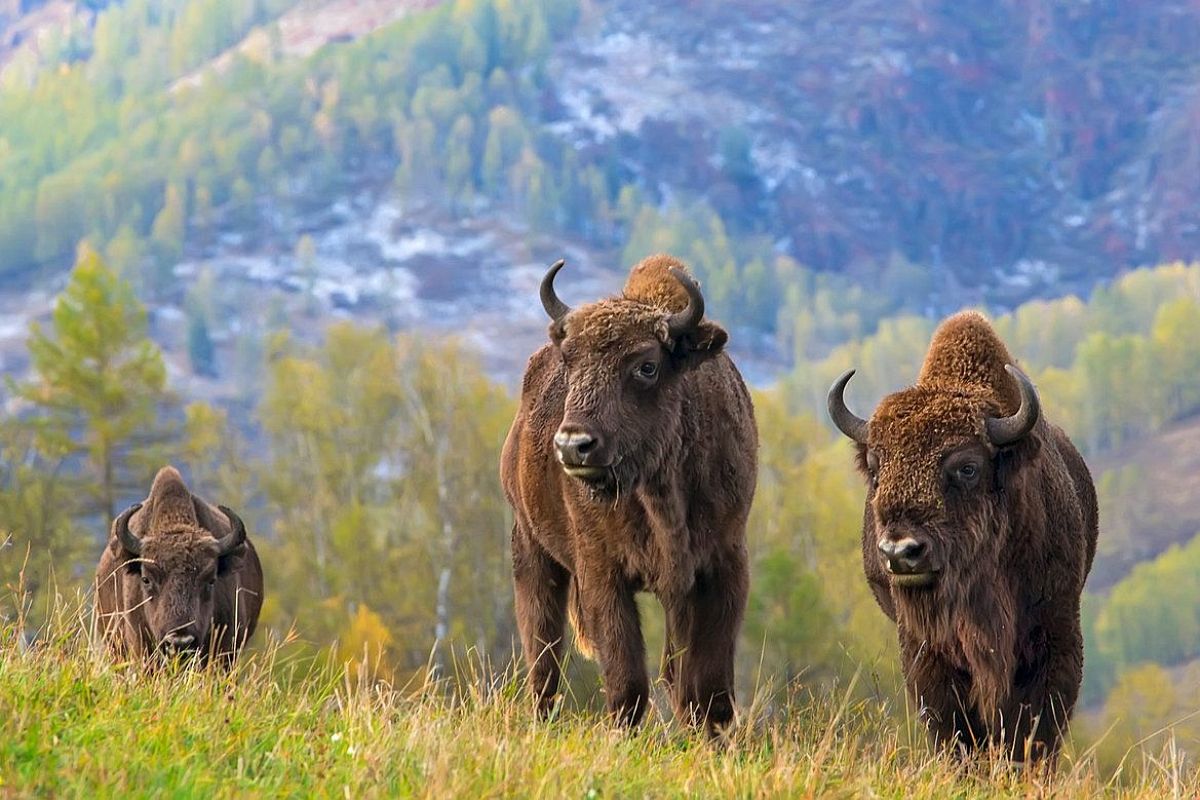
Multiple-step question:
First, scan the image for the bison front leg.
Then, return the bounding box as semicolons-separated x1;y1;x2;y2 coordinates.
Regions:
900;636;985;756
1001;617;1083;762
578;572;649;727
512;526;570;719
663;547;748;736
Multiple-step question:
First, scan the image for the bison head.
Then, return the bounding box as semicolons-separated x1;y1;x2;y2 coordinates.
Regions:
827;364;1040;592
540;257;727;496
112;501;246;657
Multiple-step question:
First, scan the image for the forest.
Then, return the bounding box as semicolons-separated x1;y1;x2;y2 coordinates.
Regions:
4;0;1200;790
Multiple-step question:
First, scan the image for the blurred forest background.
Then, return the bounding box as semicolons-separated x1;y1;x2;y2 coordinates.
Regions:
3;0;1200;773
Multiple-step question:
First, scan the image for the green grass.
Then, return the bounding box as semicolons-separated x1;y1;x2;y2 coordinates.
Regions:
1;607;1197;798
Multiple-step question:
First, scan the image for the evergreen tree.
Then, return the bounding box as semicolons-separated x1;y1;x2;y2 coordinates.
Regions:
187;311;217;378
14;244;172;521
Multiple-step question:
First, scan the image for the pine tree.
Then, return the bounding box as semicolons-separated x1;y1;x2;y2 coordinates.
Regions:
187;311;217;378
15;243;173;521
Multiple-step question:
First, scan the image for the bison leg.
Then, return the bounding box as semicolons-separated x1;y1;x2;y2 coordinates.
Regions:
512;526;570;719
901;637;985;756
1000;618;1082;762
578;572;649;727
663;547;748;736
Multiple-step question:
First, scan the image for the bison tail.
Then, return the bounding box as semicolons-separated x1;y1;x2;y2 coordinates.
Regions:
567;580;597;661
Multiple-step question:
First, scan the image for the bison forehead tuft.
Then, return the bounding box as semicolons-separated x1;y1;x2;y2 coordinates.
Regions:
868;388;992;508
139;528;221;569
563;298;670;352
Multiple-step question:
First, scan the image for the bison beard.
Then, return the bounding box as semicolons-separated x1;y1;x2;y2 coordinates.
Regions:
831;311;1098;762
502;254;757;735
895;504;1017;721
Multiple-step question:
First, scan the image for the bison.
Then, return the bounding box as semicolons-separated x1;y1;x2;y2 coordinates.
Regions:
827;312;1098;761
95;466;263;665
500;254;757;734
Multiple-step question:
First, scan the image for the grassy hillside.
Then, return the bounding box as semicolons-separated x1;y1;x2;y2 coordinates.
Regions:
1;606;1197;798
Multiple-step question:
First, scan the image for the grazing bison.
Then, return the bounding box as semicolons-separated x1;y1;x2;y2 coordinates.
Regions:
95;466;263;664
827;312;1098;761
501;254;757;733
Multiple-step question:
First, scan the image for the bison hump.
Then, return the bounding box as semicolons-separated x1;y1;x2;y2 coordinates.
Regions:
146;465;200;529
623;253;695;312
917;311;1021;412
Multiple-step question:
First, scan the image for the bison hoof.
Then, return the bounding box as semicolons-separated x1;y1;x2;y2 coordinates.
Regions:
681;693;735;737
606;686;650;728
535;693;562;721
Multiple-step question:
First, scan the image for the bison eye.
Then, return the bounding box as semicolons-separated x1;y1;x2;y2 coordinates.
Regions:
634;361;659;382
955;463;980;485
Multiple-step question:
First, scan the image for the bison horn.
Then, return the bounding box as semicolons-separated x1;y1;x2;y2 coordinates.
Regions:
827;369;870;444
665;267;705;341
114;503;144;557
215;505;247;557
540;259;571;323
985;365;1041;447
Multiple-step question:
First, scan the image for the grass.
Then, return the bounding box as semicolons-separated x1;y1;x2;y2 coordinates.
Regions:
1;602;1198;798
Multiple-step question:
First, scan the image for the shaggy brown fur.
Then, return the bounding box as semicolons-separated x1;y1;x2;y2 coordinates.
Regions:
838;312;1097;761
94;466;264;665
501;254;757;734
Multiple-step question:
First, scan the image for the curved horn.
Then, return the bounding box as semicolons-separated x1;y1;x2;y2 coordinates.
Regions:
827;369;870;444
985;365;1041;447
665;267;705;340
215;505;247;557
113;503;144;557
540;259;570;323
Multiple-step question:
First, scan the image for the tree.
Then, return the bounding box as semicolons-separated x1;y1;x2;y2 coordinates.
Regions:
295;235;319;314
444;114;476;212
392;336;514;675
1094;663;1179;774
258;326;515;677
0;422;81;633
14;244;172;521
259;326;409;661
718;125;756;187
187;310;217;378
1151;297;1200;420
150;183;187;266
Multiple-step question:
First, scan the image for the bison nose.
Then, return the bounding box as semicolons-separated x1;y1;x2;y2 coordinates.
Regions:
878;537;929;574
164;632;196;650
554;428;601;466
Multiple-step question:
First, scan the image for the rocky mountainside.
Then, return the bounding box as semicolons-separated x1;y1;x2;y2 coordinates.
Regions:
4;0;1200;388
547;0;1200;306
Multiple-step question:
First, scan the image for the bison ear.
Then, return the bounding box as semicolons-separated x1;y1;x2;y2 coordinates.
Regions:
548;318;567;346
217;550;244;576
993;431;1042;485
672;320;727;370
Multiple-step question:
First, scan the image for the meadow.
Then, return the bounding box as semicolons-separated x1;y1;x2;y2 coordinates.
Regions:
2;594;1197;799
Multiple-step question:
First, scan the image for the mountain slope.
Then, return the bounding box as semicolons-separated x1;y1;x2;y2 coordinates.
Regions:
546;0;1200;307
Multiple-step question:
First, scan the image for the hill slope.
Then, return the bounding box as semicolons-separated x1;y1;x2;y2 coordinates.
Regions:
545;0;1200;306
1089;413;1200;589
0;623;1195;796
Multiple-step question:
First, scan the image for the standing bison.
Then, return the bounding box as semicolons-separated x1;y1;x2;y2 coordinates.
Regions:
95;466;263;665
501;254;757;734
827;312;1098;761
